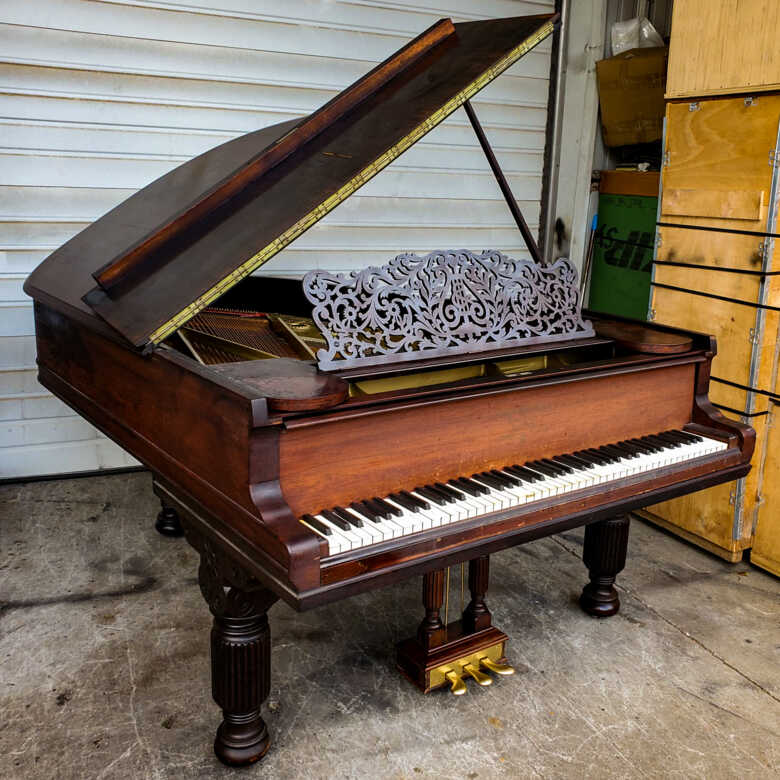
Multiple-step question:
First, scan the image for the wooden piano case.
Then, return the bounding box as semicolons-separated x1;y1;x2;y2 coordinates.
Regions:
22;12;755;767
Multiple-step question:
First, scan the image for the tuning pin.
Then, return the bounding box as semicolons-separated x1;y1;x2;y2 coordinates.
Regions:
444;668;467;695
479;656;515;676
463;663;493;686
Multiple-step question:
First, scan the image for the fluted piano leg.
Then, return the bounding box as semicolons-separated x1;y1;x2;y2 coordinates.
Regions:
197;548;279;766
579;514;630;617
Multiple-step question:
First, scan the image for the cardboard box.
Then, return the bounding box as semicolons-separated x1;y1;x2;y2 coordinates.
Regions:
596;47;667;147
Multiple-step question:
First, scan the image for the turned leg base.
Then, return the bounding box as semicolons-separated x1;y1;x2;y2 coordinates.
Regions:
579;514;630;619
214;712;270;767
155;505;184;537
580;578;621;617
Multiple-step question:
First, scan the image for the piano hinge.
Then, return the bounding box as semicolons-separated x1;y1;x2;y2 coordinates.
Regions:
688;102;700;112
744;96;758;107
770;150;779;168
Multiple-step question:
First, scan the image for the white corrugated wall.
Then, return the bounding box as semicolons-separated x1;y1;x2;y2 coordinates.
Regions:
0;0;555;479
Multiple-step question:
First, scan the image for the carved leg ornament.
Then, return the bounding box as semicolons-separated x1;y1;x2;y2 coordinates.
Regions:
580;514;630;617
155;499;184;537
197;546;279;767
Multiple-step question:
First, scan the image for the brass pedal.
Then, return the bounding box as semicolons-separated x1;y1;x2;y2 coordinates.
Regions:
478;656;515;676
443;668;467;695
463;663;493;686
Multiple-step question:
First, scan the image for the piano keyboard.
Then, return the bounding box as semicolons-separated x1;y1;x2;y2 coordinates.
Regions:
299;430;728;556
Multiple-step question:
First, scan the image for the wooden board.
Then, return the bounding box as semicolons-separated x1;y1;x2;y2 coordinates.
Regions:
666;0;780;98
644;94;780;557
751;402;780;577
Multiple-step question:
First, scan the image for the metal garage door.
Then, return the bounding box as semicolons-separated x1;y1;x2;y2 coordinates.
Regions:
0;0;555;478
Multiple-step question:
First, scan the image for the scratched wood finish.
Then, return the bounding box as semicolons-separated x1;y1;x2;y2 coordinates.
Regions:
279;362;696;517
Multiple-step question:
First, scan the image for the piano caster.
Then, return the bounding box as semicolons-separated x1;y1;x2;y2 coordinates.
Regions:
155;503;184;537
579;514;630;618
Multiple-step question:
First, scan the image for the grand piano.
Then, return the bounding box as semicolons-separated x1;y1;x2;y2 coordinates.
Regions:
24;12;754;767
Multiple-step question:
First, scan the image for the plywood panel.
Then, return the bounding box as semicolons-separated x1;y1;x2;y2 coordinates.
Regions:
667;0;780;98
646;94;780;557
752;402;780;577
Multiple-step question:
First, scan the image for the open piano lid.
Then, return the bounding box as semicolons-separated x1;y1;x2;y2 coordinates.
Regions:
24;14;557;350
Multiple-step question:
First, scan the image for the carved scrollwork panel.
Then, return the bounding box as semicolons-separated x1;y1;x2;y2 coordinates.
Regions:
303;250;594;370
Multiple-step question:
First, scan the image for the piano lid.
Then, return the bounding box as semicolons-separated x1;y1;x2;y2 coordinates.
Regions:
24;14;558;349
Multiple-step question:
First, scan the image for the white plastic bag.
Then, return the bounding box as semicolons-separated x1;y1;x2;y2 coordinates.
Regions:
611;16;664;55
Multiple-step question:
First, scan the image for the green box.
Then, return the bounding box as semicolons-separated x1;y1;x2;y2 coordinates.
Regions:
588;192;656;320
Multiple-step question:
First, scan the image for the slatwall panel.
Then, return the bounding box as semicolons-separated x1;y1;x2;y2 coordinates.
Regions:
0;0;554;479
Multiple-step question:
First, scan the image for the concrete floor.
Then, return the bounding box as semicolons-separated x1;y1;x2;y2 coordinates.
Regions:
1;472;778;780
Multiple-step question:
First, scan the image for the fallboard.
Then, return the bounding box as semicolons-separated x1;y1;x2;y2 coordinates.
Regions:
278;360;697;518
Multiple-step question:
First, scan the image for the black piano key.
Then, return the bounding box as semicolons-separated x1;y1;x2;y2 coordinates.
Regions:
628;437;660;453
555;454;593;470
458;477;491;494
622;439;653;454
332;506;362;527
301;513;331;536
541;458;571;474
398;490;430;510
473;472;505;490
656;431;688;447
587;448;616;463
415;486;448;506
435;482;463;500
450;479;481;496
489;469;517;486
576;449;610;465
351;501;381;522
646;434;680;449
638;435;667;451
506;465;543;482
671;429;703;443
388;492;419;512
662;429;693;443
526;461;559;477
364;498;391;518
606;443;637;459
599;445;629;460
321;508;352;531
373;497;403;517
